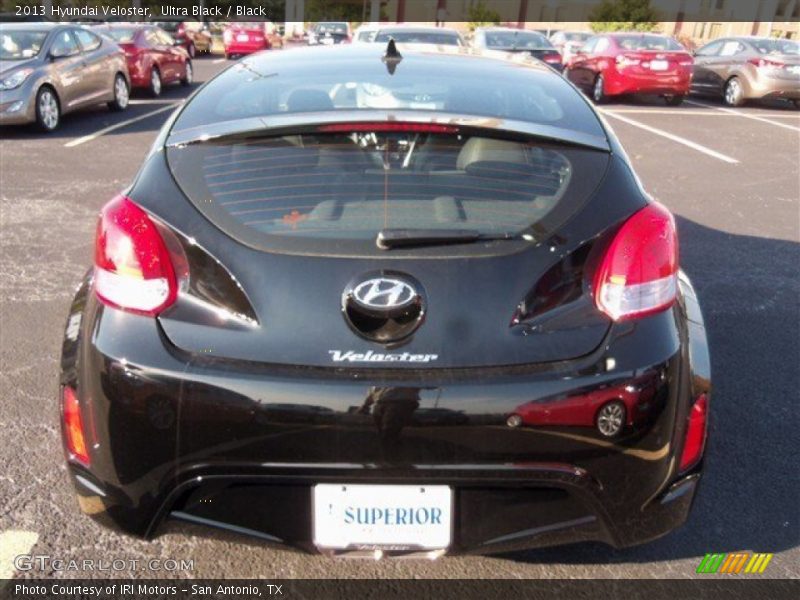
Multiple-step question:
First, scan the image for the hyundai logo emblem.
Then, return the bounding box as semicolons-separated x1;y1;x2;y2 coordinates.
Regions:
352;277;416;310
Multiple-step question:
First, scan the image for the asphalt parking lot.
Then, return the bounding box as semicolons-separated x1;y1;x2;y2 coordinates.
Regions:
1;54;798;580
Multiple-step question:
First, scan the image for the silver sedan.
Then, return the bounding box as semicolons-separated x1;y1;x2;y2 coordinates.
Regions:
0;22;130;131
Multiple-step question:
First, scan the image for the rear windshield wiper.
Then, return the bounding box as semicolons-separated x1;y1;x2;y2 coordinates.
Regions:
376;228;525;250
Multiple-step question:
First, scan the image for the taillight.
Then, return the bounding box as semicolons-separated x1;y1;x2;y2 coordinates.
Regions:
62;386;89;466
749;57;785;70
616;54;641;69
593;202;679;321
543;53;562;64
679;393;708;472
94;195;179;316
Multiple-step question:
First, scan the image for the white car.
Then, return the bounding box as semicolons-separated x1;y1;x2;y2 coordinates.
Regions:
353;23;380;44
550;30;592;64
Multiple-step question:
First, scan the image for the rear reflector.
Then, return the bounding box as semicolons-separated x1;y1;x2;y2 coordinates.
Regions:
94;195;178;316
317;122;459;134
594;202;678;321
679;393;708;472
62;386;89;466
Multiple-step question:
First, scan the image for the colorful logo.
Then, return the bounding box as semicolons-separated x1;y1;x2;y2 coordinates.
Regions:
696;552;773;574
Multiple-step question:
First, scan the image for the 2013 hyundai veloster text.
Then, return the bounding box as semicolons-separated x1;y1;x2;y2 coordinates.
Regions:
60;43;711;557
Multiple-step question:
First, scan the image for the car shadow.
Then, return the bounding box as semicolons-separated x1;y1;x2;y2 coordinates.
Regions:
502;216;800;564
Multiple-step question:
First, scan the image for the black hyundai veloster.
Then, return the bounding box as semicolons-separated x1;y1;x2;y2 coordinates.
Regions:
60;42;711;557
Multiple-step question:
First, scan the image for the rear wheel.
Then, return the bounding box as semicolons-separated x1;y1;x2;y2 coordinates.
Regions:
107;73;129;111
724;77;745;107
149;67;162;97
181;61;193;86
35;86;60;132
592;74;608;104
664;94;685;107
596;401;626;437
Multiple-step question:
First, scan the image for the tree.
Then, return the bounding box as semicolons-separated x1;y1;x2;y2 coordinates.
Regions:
467;0;501;31
589;0;661;32
306;0;364;23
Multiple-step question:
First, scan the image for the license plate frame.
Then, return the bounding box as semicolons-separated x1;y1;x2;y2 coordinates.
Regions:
312;484;453;551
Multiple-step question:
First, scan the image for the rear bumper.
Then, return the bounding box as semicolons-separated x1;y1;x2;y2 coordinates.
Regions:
60;272;711;554
606;69;692;96
224;41;268;55
743;74;800;100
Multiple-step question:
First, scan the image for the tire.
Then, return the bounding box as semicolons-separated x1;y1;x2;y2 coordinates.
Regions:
34;86;60;132
180;60;193;86
107;73;129;112
187;43;196;58
149;67;162;97
592;74;608;104
596;401;626;438
224;52;231;60
665;94;685;107
724;77;745;107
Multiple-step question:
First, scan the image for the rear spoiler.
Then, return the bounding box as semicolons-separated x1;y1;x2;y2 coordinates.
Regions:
166;110;611;152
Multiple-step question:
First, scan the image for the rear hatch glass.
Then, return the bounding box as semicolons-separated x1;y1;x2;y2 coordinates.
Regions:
167;130;609;256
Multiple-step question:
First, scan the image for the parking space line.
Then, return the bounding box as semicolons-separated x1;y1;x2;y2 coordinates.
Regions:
64;104;178;148
0;530;39;579
129;99;181;105
605;108;800;118
685;99;800;132
599;109;739;164
212;58;226;64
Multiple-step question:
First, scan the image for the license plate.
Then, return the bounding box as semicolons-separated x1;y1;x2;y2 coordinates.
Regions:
236;34;249;42
313;484;452;550
321;37;334;45
650;60;669;71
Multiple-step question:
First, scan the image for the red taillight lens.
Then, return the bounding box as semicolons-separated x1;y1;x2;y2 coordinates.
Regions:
94;195;178;316
543;53;562;64
680;393;708;472
62;386;90;466
318;122;459;134
593;202;679;321
749;57;785;69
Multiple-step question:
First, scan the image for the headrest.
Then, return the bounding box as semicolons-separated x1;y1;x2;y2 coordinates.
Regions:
286;89;335;113
456;138;529;171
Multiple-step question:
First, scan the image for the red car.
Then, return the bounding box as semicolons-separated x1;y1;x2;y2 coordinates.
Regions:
506;371;665;437
565;32;693;105
223;22;271;59
101;24;192;97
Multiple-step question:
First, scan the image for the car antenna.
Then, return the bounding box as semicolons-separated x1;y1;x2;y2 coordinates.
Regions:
382;38;402;75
